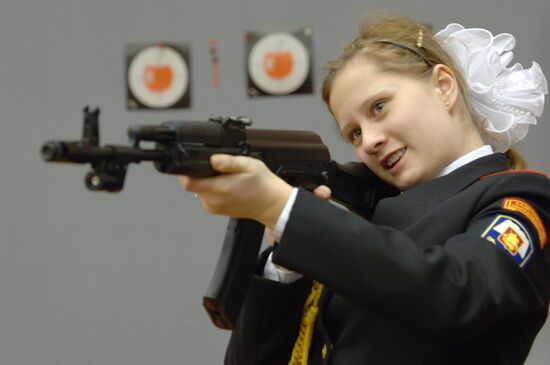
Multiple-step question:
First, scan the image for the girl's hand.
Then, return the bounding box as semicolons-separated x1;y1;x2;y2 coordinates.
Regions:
312;185;331;200
179;154;293;229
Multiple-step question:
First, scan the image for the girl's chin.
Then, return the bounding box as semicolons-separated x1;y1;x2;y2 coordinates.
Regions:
393;172;422;191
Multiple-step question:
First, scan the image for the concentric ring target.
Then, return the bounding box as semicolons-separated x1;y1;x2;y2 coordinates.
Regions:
248;32;310;95
127;45;189;109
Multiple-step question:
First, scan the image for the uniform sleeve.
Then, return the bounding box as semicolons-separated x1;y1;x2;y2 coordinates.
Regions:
272;179;550;340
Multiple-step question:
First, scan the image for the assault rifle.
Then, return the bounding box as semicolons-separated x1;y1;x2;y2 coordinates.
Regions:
41;107;399;329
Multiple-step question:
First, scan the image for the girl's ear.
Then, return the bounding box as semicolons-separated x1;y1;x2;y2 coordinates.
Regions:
431;64;459;108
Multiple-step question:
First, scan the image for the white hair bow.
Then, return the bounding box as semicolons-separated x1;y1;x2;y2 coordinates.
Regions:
436;23;548;152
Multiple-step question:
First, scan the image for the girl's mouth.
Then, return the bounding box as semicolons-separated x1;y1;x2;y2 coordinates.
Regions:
383;147;407;170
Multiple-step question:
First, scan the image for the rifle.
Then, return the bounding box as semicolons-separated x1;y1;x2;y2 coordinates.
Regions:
41;107;399;329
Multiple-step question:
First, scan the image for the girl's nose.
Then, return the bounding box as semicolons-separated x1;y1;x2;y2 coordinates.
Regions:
362;127;387;155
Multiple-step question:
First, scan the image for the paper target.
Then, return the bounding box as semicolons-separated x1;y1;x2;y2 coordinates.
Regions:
126;44;190;109
246;28;313;97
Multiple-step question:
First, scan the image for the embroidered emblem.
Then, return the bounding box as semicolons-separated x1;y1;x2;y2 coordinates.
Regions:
499;226;524;255
503;197;547;250
481;215;534;268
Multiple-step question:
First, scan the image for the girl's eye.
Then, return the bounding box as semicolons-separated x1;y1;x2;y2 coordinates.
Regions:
373;101;385;114
349;128;362;145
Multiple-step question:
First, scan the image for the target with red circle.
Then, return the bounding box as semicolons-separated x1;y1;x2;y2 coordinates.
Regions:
246;28;313;97
126;43;191;109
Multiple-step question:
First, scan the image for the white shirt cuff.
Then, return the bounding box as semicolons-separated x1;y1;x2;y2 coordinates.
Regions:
262;187;301;283
271;187;298;242
263;252;303;283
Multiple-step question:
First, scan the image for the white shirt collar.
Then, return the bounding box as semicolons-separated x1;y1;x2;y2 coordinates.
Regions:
437;145;494;177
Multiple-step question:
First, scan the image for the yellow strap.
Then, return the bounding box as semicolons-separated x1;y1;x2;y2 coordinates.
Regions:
288;281;324;365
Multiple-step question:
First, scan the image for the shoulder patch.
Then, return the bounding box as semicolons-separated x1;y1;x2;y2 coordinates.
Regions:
481;215;534;268
502;197;547;250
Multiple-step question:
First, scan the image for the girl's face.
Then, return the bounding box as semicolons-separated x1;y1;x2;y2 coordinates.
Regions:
329;57;483;191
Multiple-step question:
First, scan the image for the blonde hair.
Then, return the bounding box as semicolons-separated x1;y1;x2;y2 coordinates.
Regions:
321;12;526;170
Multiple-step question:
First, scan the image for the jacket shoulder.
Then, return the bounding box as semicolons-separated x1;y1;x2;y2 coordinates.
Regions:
476;169;550;198
480;170;548;180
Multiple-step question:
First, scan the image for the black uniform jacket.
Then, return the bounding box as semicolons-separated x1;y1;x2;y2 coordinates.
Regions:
225;153;550;365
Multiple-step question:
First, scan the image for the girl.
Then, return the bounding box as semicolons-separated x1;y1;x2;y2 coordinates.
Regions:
181;13;549;365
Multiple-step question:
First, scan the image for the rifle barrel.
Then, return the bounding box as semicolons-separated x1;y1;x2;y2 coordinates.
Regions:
41;141;169;164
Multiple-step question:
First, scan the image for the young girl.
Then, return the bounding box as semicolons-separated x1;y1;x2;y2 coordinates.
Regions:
180;13;549;365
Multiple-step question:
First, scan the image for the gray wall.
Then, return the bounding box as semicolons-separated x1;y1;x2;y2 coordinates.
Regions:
1;0;549;363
